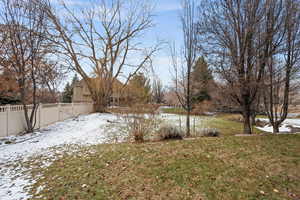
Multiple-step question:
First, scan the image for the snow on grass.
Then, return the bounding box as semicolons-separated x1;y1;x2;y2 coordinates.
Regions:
256;124;291;133
0;112;206;200
0;113;123;200
256;118;300;133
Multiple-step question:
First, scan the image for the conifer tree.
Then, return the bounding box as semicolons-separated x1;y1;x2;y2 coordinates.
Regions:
191;57;213;104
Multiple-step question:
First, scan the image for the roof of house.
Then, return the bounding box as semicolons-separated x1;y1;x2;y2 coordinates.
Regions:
74;77;125;91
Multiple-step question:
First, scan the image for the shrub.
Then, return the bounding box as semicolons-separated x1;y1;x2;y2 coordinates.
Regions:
157;126;184;141
123;113;161;143
196;128;220;137
106;104;162;143
130;116;153;143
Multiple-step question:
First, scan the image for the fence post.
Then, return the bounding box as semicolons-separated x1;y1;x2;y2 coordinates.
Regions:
6;104;10;136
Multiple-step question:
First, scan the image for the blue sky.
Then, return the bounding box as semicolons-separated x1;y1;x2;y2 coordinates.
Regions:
52;0;183;87
148;0;183;86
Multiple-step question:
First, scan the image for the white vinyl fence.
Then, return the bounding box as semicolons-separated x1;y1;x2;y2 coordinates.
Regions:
0;103;94;137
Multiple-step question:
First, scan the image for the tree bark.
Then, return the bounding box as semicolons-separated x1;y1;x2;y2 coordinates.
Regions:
186;109;191;137
250;113;256;126
94;103;107;113
273;123;280;134
243;104;252;134
93;94;110;113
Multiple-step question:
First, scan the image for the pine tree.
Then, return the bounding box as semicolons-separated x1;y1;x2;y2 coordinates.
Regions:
71;74;79;87
128;72;151;103
191;57;213;104
62;83;73;103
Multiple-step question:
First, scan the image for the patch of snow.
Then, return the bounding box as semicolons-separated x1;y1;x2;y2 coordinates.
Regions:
257;124;291;133
256;118;300;133
0;112;205;200
0;113;122;200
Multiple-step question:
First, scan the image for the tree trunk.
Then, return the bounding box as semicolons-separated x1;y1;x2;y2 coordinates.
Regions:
94;102;107;113
93;94;110;113
186;110;191;137
243;107;252;134
23;104;34;133
20;86;34;133
273;123;280;134
250;113;256;126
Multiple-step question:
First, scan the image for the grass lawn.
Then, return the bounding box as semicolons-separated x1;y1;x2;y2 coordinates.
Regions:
161;107;187;114
24;114;299;200
200;114;264;136
29;136;300;199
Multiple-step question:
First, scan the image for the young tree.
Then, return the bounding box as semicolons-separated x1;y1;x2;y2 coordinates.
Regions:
46;0;159;112
171;0;198;137
198;0;285;134
0;0;52;133
152;78;164;104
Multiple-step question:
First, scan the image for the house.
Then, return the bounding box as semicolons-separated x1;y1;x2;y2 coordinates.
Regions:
72;78;127;105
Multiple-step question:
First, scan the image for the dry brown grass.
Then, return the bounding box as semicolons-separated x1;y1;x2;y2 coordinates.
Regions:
29;135;300;200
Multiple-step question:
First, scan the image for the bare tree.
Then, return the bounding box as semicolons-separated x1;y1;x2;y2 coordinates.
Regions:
170;0;198;137
152;78;164;104
263;0;300;133
198;0;285;134
46;0;159;112
0;0;52;133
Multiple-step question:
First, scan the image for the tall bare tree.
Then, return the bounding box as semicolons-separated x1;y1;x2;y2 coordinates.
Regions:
0;0;52;133
46;0;159;112
171;0;198;137
198;0;285;134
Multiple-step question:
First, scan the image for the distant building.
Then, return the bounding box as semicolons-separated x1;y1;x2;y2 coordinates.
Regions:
72;78;127;105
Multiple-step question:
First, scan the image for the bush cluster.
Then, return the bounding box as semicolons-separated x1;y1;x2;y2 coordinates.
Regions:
197;128;220;137
157;126;184;141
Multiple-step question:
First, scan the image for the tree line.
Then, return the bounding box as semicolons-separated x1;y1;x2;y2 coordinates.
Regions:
174;0;300;135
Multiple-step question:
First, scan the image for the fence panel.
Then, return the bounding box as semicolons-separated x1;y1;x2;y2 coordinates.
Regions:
8;109;27;135
0;107;8;137
0;103;94;137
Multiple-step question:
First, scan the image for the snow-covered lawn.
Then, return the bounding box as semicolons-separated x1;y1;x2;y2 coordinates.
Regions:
0;113;124;200
256;118;300;133
0;112;202;200
5;112;299;199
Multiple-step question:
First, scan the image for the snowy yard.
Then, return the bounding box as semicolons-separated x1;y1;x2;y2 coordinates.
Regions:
0;113;124;200
0;112;204;200
1;112;299;200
